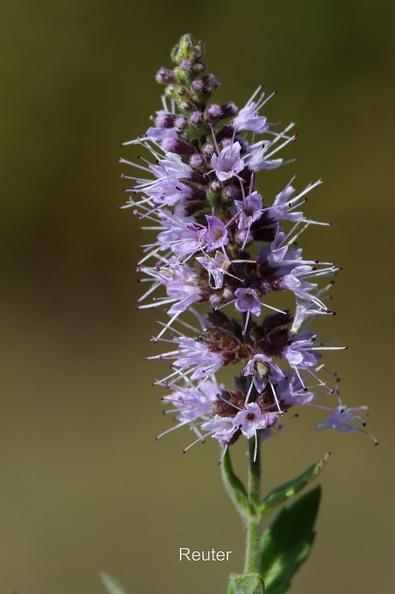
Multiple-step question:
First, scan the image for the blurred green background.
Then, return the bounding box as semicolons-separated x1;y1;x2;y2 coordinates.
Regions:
1;1;394;592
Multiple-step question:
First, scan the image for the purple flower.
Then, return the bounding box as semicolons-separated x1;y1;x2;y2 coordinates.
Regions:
201;415;237;446
148;153;192;205
281;334;319;369
157;211;201;258
202;215;229;252
233;104;268;134
234;287;261;317
235;190;263;247
235;191;263;229
172;336;224;380
211;141;245;181
233;403;279;461
276;375;315;406
246;141;286;172
232;86;272;133
196;251;229;289
234;403;269;438
165;265;202;315
242;354;285;394
146;125;178;141
268;179;323;223
315;406;377;444
121;149;193;208
164;383;217;423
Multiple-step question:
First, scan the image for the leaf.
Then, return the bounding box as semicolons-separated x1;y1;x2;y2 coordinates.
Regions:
258;453;329;516
221;449;251;518
100;573;129;594
228;572;266;594
258;485;321;594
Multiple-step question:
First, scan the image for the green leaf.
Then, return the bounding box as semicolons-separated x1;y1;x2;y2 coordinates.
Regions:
258;485;322;594
221;449;251;518
228;572;266;594
258;453;329;516
100;573;129;594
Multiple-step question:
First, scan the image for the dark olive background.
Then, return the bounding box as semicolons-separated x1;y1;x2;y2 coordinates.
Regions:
1;1;394;593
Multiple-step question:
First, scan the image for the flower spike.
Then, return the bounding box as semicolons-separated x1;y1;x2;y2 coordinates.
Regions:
123;34;373;456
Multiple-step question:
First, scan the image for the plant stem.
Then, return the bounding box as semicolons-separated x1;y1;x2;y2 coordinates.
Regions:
244;438;261;573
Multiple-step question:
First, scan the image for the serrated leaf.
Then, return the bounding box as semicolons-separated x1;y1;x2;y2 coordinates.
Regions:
258;453;329;516
221;449;251;518
258;485;321;594
100;572;129;594
228;572;266;594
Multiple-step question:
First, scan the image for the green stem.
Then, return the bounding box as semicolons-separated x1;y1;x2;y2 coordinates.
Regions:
244;438;262;573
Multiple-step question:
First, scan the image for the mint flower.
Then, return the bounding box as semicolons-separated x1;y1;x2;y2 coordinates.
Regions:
211;141;245;181
122;34;377;459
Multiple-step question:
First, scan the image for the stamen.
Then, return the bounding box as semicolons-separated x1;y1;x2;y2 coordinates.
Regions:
269;380;283;415
153;310;182;340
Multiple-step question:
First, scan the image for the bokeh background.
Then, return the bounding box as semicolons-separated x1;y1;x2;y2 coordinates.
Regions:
1;1;394;592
